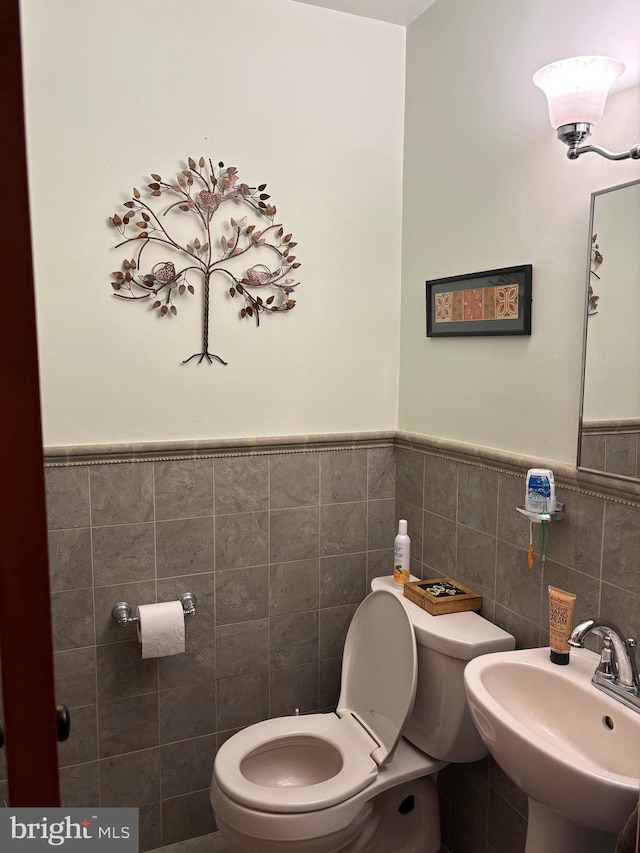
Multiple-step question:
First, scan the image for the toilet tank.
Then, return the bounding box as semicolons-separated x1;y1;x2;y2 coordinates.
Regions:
371;577;515;763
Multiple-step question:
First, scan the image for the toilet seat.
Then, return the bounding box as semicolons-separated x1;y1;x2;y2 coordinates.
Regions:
214;590;418;815
214;712;379;812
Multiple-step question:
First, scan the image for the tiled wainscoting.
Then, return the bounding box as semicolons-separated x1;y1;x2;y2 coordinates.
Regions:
395;436;640;853
581;421;640;479
1;432;638;853
37;437;397;851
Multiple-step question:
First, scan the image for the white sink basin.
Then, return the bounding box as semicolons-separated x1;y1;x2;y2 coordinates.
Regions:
464;646;640;851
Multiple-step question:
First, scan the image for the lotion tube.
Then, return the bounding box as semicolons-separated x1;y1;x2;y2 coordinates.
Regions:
548;586;576;665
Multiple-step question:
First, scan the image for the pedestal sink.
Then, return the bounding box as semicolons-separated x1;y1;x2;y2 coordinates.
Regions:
464;646;640;853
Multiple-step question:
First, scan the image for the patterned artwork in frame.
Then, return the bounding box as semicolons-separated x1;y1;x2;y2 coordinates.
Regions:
426;265;532;337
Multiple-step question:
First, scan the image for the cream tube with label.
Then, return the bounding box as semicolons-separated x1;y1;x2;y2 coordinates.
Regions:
548;586;576;665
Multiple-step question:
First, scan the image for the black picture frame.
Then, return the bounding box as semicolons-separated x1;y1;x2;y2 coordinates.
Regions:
425;264;532;337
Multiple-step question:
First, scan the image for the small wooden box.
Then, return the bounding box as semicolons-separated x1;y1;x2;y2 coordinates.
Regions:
403;578;482;616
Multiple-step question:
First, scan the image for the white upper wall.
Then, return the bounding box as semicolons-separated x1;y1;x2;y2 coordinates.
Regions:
21;0;405;446
292;0;437;26
400;0;640;465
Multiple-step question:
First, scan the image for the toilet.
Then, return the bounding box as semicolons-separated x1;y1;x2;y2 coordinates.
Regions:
210;577;515;853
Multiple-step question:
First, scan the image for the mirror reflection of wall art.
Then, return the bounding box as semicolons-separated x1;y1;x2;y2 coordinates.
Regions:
579;179;640;481
426;265;532;337
109;156;301;365
589;233;604;316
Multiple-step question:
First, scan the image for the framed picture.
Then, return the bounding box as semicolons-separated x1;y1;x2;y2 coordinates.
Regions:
426;264;532;337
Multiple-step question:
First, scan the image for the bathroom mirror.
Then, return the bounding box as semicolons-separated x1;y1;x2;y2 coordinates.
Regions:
578;179;640;481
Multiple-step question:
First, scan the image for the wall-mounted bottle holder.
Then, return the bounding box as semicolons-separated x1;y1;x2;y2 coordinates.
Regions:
515;502;565;523
516;503;565;570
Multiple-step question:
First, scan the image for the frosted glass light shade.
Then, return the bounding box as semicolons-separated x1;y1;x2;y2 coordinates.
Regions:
533;56;625;129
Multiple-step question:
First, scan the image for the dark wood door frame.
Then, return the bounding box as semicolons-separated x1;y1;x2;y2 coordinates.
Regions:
0;0;61;805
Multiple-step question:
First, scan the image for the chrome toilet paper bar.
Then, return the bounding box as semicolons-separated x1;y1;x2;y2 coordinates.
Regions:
111;592;198;626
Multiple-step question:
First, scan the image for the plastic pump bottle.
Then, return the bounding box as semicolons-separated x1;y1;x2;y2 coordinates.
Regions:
393;519;411;589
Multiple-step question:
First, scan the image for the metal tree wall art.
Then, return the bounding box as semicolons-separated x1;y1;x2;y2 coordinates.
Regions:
109;156;300;365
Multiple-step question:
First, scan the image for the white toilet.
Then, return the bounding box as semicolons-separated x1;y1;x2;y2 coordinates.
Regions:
210;577;515;853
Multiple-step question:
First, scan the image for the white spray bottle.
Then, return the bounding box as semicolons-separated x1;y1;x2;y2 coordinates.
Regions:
393;519;411;589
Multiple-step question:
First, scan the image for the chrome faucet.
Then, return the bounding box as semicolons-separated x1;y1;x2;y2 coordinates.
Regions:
568;618;640;713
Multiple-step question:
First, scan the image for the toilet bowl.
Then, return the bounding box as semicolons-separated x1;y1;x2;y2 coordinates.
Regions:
211;739;443;853
211;577;515;853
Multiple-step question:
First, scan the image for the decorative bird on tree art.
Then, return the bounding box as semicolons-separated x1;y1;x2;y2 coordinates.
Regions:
109;156;300;365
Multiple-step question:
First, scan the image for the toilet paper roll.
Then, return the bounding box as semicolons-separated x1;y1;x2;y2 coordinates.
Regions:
136;601;185;659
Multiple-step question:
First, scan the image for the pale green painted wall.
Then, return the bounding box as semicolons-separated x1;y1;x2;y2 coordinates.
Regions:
22;0;405;445
400;0;640;464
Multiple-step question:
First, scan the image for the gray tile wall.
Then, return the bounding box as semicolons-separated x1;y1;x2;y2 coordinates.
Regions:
581;429;640;479
1;439;636;853
32;446;395;850
396;445;640;853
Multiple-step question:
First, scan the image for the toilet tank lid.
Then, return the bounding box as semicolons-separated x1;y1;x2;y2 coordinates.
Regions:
371;576;515;661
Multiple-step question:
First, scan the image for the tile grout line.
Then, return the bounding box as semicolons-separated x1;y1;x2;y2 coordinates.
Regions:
212;457;219;760
87;465;102;808
151;462;163;847
598;500;606;618
266;457;272;721
317;455;322;712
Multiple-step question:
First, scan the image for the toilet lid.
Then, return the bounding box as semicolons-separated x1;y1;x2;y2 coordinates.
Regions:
337;589;417;766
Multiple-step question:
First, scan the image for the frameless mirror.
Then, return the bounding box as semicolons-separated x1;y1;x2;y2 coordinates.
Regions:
578;179;640;481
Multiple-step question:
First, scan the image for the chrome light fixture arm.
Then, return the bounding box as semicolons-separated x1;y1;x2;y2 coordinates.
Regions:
558;124;640;161
572;143;640;161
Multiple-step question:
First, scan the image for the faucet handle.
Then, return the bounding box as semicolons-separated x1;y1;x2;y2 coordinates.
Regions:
596;635;617;681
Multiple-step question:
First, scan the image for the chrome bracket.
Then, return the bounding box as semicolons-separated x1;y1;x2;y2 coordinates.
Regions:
111;592;198;626
558;122;640;161
515;502;565;523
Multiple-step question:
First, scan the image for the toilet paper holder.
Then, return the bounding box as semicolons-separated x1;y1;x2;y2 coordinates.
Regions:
111;592;198;626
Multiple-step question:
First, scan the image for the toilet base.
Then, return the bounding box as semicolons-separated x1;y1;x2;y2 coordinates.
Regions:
214;776;440;853
352;777;440;853
215;805;371;853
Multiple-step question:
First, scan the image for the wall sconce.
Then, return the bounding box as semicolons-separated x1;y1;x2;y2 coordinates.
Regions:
533;55;640;161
